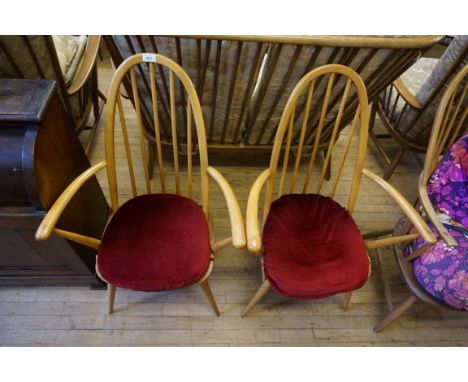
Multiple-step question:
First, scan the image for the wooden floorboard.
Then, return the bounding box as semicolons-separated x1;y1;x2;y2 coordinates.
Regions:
1;60;467;347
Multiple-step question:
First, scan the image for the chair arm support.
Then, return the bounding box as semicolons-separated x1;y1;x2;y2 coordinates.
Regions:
207;166;246;249
393;78;423;110
53;228;101;249
35;161;107;241
246;169;272;253
362;168;436;247
67;35;101;95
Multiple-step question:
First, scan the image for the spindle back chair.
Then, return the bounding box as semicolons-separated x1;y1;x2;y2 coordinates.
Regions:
374;65;468;332
243;64;436;317
35;53;245;315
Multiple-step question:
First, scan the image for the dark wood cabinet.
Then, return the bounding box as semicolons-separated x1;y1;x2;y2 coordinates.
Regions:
0;79;110;286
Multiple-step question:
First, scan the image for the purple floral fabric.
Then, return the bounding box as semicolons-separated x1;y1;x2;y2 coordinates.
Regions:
411;225;467;311
408;134;468;311
427;134;468;227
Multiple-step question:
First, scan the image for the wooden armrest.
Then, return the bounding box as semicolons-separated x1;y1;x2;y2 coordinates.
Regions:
207;166;246;249
393;78;423;110
362;168;436;247
366;232;420;250
35;161;107;241
419;183;458;247
246;169;271;253
53;228;101;249
67;35;101;95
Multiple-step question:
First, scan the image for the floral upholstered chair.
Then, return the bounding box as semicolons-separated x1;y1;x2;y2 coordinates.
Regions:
375;65;467;332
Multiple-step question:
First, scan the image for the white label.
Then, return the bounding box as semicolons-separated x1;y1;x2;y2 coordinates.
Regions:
142;53;157;63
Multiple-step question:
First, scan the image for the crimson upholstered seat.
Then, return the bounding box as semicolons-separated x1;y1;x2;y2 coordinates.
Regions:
97;193;211;291
262;194;369;299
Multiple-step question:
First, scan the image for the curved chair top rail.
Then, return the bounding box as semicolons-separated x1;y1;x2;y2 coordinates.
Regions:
105;53;210;213
263;64;369;218
177;35;444;49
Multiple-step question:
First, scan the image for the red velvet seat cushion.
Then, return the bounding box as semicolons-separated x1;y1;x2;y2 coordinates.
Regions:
97;194;211;291
262;194;369;299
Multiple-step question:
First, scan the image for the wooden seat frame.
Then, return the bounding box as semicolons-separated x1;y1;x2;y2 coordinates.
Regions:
35;53;246;315
242;64;436;318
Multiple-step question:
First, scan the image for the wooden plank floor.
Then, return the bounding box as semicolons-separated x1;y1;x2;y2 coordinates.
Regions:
1;60;467;346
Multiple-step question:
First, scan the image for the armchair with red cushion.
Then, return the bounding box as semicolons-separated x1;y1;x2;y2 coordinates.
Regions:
242;64;436;318
35;53;246;315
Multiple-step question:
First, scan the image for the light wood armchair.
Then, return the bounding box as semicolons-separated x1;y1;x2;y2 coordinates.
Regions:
36;53;246;315
374;64;468;332
0;35;105;153
242;64;436;318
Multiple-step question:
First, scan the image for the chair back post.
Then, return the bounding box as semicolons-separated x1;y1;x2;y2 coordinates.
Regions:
105;53;210;215
263;64;369;221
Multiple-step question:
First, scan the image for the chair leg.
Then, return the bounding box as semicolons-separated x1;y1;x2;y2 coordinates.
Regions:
383;147;405;180
374;295;417;333
108;284;116;315
241;280;270;318
147;141;156;180
341;291;353;311
200;280;220;316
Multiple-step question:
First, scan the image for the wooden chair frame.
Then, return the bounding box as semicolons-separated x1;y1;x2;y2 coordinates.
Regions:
369;41;468;180
374;65;467;332
35;53;246;315
242;64;436;317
